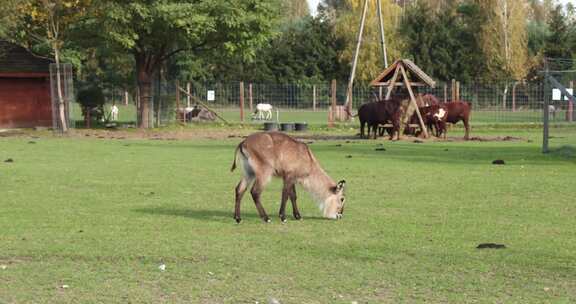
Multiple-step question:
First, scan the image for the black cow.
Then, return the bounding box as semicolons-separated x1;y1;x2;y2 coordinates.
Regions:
358;97;403;140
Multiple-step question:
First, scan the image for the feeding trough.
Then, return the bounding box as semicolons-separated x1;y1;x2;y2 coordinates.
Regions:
295;122;308;132
280;123;295;132
263;122;278;131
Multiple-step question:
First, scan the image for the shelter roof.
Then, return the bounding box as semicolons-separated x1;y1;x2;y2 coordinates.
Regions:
0;40;52;74
370;59;436;88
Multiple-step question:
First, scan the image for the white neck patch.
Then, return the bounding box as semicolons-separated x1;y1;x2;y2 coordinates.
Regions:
434;109;446;119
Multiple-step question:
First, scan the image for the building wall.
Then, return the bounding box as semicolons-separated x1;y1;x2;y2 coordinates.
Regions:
0;77;52;128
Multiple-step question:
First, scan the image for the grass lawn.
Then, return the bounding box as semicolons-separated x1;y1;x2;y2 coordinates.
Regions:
1;126;575;303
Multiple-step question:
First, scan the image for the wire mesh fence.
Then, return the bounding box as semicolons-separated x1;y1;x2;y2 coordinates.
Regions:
85;78;576;128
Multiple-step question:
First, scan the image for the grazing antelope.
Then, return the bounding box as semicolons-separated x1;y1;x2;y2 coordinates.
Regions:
252;103;273;120
231;132;346;223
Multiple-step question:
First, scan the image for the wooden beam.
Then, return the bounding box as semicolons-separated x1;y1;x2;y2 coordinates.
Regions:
329;79;336;127
175;79;182;123
178;87;229;124
376;0;388;68
373;82;427;87
385;65;400;100
399;64;428;138
344;0;369;116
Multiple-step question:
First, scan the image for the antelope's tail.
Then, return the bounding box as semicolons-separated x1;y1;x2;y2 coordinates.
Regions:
230;142;243;172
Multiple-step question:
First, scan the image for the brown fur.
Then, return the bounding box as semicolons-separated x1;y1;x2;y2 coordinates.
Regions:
441;101;472;140
231;132;346;223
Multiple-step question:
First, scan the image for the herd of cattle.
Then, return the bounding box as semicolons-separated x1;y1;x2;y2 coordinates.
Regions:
358;94;471;140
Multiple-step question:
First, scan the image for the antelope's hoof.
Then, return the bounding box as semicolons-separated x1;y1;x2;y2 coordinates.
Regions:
234;217;241;224
294;214;302;220
280;215;286;223
263;217;271;223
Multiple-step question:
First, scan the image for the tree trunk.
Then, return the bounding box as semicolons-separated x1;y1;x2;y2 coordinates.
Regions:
136;55;153;129
53;45;68;132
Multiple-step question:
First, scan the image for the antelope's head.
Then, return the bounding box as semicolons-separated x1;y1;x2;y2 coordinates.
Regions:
323;180;346;219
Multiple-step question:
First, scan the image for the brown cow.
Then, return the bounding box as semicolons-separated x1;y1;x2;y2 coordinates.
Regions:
431;101;471;139
231;132;346;223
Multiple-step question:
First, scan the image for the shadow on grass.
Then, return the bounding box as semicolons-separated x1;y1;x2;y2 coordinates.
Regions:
549;145;576;159
133;206;327;222
133;207;250;221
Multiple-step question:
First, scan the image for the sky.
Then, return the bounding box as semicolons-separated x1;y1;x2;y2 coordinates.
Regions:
307;0;321;16
306;0;574;17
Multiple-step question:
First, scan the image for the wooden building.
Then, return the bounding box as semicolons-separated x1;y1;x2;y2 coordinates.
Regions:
0;40;53;128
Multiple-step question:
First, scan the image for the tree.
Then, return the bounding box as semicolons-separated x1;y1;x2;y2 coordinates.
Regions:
545;5;572;59
282;0;310;22
88;0;278;128
477;0;529;80
400;1;484;82
5;0;91;132
335;0;403;83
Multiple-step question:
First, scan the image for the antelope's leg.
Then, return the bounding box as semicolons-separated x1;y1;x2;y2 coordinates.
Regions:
279;181;291;222
234;176;253;223
251;179;270;223
289;184;301;220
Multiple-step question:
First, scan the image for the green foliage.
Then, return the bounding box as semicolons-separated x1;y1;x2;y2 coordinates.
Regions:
401;1;485;82
527;20;549;56
545;5;573;60
76;85;105;120
334;0;403;83
245;16;346;83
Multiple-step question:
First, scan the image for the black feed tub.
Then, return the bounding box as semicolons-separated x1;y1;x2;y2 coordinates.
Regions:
295;122;308;132
280;123;295;132
263;122;278;131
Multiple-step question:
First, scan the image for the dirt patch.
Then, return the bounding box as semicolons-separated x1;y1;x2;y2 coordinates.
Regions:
71;128;253;141
0;128;525;143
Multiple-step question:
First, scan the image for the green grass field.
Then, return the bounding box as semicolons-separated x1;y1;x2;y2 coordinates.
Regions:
1;126;575;303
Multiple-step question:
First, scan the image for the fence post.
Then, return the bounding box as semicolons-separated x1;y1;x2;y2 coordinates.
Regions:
451;79;456;101
176;80;182;123
329;79;336;127
568;81;574;122
443;84;447;103
502;83;508;110
240;81;245;122
248;83;253;113
124;89;129;105
512;82;517;112
456;81;460;101
312;85;317;111
186;82;191;107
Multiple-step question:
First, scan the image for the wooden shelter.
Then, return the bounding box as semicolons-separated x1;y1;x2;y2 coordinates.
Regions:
370;59;436;138
0;40;53;128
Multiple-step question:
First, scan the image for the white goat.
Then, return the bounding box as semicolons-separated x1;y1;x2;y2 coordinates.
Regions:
110;104;119;121
253;103;273;120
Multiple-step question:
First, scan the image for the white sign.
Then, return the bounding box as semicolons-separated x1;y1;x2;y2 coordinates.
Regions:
207;90;215;101
552;88;573;101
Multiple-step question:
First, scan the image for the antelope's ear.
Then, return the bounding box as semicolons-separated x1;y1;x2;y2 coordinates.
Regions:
336;180;346;191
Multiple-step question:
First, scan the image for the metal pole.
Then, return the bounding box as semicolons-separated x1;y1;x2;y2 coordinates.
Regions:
543;61;550;153
329;79;336;127
344;0;369;118
377;0;388;68
312;85;317;111
239;81;245;122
